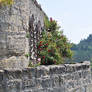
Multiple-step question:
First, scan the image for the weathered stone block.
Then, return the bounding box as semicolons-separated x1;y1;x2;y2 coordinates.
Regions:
36;66;50;78
22;68;37;79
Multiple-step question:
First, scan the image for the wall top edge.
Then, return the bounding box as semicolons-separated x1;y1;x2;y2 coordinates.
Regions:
0;61;90;73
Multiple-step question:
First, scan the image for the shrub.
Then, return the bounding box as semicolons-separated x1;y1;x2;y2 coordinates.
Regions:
37;17;72;65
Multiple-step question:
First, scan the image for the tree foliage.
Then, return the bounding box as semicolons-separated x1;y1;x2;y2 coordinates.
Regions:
71;34;92;62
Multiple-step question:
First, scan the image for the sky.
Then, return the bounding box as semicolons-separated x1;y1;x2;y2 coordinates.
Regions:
37;0;92;44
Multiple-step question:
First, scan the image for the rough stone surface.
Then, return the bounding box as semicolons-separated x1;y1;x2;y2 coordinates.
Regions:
0;0;46;69
0;61;92;92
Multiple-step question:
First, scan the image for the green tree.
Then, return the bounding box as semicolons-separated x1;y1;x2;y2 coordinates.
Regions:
71;34;92;62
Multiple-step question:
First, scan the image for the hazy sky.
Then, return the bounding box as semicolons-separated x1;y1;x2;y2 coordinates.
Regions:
37;0;92;44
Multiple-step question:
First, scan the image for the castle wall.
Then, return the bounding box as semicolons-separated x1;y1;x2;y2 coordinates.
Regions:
0;61;92;92
0;0;45;69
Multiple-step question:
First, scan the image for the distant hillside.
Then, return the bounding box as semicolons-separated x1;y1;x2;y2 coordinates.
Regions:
71;34;92;62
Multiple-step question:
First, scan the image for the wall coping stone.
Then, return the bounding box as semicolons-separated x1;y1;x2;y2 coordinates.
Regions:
0;61;90;73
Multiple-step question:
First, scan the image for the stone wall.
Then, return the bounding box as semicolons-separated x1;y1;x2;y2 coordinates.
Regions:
0;61;92;92
0;0;46;69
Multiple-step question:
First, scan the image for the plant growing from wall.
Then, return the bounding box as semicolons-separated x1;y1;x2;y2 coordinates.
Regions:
26;32;30;38
0;0;13;5
25;53;30;58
